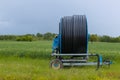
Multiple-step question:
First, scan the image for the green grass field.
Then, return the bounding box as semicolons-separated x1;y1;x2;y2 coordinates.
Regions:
0;41;120;80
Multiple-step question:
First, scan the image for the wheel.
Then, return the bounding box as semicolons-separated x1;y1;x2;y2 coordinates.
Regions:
50;59;63;69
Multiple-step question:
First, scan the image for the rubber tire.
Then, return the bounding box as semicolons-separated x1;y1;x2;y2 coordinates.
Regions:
50;59;63;69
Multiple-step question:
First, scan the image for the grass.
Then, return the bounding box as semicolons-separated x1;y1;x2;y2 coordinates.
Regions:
0;41;51;59
0;57;119;80
88;42;120;62
0;41;120;80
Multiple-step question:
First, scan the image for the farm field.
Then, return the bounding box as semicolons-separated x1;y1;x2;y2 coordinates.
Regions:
0;41;120;80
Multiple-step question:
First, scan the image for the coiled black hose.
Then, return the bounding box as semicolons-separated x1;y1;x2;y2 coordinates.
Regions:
60;15;88;53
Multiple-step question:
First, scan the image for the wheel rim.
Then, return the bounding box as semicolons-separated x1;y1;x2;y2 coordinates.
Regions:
52;61;61;69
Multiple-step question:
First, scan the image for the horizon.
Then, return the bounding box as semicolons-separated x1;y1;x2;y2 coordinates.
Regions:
0;32;119;37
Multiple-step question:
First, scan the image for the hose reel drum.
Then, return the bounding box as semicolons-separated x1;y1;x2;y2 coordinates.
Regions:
60;15;88;54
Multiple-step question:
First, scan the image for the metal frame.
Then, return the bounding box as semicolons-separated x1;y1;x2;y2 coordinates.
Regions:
51;53;103;70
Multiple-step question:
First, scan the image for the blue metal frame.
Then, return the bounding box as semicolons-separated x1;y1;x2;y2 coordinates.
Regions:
51;53;103;69
86;18;88;54
59;18;62;54
99;55;103;65
52;35;60;52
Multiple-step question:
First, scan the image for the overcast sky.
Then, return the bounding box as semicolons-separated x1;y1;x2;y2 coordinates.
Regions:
0;0;120;37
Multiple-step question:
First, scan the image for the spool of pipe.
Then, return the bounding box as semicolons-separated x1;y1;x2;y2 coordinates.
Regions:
59;15;88;53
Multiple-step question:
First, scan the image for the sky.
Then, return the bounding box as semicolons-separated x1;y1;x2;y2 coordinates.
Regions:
0;0;120;37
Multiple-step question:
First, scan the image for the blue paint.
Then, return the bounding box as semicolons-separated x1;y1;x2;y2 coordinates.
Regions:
52;35;60;52
110;61;112;64
59;18;62;54
88;34;90;40
99;55;103;65
86;16;88;54
54;63;59;67
52;18;62;53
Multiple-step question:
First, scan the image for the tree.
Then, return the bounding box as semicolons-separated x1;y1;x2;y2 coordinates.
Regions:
43;32;53;40
36;33;43;37
36;33;43;40
100;35;111;42
90;34;99;43
16;34;33;42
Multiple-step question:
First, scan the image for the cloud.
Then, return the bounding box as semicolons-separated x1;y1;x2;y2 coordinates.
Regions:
0;0;120;36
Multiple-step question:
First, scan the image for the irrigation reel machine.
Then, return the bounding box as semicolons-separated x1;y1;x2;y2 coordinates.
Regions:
50;15;111;69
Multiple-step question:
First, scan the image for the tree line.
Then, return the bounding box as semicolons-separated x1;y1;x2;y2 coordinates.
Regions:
0;32;56;41
90;34;120;43
0;33;120;43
